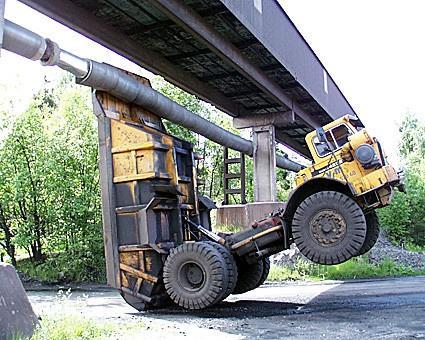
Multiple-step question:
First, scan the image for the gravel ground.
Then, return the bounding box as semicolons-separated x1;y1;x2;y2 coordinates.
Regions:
271;231;425;269
27;276;425;339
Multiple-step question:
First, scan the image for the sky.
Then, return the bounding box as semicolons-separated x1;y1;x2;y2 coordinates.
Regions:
1;0;425;166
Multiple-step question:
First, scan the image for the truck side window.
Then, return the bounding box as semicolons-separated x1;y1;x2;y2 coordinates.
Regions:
313;131;336;157
332;125;351;147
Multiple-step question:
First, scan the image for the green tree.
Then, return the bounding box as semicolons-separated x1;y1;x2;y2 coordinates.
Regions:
0;77;104;280
0;93;53;261
399;113;425;159
0;111;17;265
43;85;101;256
378;113;425;245
0;150;17;265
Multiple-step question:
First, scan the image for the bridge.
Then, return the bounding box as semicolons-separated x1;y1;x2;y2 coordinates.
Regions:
17;0;361;155
2;0;361;204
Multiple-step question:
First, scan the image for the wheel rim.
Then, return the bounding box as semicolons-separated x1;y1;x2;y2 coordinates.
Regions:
309;209;347;247
178;261;206;292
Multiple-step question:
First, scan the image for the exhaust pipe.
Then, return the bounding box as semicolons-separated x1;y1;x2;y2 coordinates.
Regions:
2;19;304;172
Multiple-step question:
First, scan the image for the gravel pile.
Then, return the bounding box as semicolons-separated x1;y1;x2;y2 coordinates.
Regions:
368;230;425;270
271;230;425;270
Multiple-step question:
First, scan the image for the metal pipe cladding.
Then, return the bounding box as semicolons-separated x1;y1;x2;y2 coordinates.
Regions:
1;19;304;172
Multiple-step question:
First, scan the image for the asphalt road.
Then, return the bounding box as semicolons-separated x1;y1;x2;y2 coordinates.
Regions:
27;276;425;339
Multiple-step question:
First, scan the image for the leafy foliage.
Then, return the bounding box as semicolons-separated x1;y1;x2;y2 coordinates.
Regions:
0;77;104;281
378;113;425;246
32;316;129;340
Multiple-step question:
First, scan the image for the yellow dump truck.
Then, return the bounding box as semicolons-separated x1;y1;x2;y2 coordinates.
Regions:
1;19;404;311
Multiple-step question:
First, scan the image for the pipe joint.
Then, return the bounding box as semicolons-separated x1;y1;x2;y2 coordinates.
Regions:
40;38;60;66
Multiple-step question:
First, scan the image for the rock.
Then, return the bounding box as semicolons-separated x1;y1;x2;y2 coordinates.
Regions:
0;262;39;339
270;244;310;268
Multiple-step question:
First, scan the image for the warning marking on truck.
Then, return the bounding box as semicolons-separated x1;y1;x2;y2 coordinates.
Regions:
312;159;344;177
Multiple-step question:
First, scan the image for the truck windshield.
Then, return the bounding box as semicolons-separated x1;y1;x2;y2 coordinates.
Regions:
333;124;351;147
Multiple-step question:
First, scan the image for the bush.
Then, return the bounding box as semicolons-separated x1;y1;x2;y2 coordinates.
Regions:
378;167;425;246
378;113;425;246
17;247;106;283
378;190;411;242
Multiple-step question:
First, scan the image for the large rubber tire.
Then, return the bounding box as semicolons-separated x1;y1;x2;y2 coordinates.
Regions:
292;191;367;265
163;242;226;310
357;211;380;256
233;259;264;294
203;241;238;301
255;257;271;288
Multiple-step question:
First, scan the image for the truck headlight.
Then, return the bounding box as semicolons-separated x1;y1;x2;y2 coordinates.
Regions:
355;144;381;169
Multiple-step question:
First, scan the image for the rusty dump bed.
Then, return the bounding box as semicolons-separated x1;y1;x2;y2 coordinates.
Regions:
19;0;363;157
94;75;216;309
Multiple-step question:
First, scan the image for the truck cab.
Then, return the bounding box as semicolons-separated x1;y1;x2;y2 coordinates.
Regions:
294;115;403;210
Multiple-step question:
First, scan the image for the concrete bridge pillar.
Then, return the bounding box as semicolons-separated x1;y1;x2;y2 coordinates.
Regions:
252;125;277;202
216;118;282;229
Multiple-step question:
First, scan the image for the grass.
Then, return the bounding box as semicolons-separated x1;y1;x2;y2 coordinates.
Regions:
31;315;145;340
32;316;117;340
268;257;425;282
404;242;425;253
17;258;61;283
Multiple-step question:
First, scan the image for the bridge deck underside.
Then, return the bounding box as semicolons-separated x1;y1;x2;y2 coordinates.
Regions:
19;0;361;157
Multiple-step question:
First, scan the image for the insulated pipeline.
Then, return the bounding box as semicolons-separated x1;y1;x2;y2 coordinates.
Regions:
1;19;304;172
2;19;46;60
80;60;254;154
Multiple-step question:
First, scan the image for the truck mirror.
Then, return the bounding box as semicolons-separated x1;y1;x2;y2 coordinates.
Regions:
316;127;327;144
